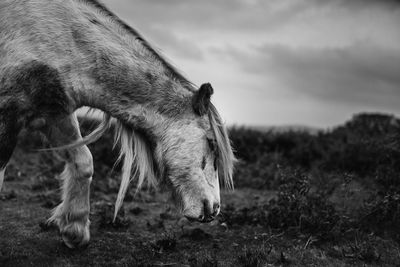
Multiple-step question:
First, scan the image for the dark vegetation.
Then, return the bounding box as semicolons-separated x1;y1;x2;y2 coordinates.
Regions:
1;112;400;266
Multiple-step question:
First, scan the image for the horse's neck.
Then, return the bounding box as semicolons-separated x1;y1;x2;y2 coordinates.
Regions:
71;16;193;125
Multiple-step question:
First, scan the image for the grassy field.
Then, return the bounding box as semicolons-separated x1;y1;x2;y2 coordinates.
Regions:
1;113;400;266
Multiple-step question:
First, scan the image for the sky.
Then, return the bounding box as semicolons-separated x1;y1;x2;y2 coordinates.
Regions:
105;0;400;128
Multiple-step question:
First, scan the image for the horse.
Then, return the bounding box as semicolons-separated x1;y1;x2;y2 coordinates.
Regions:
0;0;235;248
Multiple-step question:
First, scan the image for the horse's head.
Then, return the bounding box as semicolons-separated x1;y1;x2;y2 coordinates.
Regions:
109;83;234;223
160;83;235;222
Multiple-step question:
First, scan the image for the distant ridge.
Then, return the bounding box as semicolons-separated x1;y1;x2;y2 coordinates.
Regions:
247;125;322;135
236;113;399;135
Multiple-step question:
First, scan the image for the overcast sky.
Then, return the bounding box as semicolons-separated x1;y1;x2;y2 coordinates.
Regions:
106;0;400;128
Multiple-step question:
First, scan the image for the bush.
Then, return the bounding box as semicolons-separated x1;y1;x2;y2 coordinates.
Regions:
229;113;400;191
265;170;342;240
359;191;400;241
223;169;346;241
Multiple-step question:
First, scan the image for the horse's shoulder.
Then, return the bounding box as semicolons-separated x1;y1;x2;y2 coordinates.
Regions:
0;60;72;117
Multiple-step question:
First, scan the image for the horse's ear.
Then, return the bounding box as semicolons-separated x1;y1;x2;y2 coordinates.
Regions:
193;83;214;116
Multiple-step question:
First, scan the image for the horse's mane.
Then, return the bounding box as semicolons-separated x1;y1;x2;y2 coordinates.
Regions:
79;0;195;91
208;103;235;189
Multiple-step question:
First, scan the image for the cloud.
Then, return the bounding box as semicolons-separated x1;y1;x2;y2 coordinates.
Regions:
320;0;400;10
144;27;204;60
106;0;313;33
107;0;400;59
220;42;400;109
108;0;400;34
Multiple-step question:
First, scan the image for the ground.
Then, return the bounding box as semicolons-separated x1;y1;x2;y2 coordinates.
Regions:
1;116;400;266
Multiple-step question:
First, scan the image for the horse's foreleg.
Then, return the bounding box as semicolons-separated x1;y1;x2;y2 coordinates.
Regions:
0;113;20;191
45;113;93;248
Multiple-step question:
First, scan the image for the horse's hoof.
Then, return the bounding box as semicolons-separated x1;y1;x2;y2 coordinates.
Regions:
60;220;90;249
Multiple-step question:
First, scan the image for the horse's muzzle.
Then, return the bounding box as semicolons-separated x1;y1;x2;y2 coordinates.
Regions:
185;201;220;223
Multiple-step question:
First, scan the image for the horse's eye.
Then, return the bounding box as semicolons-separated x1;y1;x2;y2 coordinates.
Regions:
201;157;206;170
207;138;216;152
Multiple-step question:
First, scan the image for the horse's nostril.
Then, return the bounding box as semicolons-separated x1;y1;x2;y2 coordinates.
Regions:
213;203;220;211
202;199;212;216
200;200;220;222
212;203;220;216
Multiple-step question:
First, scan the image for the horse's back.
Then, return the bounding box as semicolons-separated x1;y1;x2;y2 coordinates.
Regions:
1;0;78;62
0;0;84;121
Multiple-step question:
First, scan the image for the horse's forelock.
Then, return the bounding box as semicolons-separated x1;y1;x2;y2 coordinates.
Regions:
208;103;236;190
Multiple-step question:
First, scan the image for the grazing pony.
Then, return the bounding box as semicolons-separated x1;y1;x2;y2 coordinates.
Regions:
0;0;235;248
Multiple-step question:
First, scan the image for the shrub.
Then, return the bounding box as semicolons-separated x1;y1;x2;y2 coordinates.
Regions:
359;191;400;241
265;170;341;240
